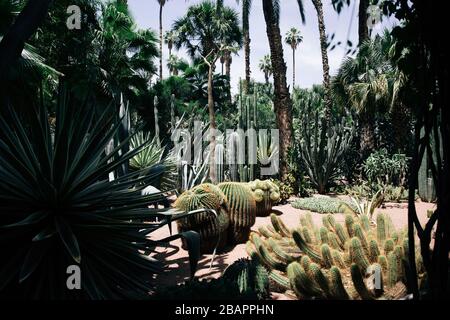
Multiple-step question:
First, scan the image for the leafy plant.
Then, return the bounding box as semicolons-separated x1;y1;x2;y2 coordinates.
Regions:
0;91;201;299
362;149;408;187
340;190;384;221
130;131;177;190
292;197;357;214
297;109;354;194
247;213;426;300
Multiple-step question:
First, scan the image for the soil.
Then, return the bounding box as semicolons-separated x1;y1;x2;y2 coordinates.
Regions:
149;196;435;294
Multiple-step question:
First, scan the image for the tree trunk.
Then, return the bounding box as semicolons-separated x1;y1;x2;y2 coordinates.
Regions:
312;0;332;122
207;64;217;184
244;30;251;94
292;48;296;89
0;0;52;77
262;0;293;182
358;0;370;45
159;3;163;80
225;53;232;105
360;112;376;157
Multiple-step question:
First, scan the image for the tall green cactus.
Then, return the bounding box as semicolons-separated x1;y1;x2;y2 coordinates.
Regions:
175;183;229;253
246;212;424;300
218;182;257;244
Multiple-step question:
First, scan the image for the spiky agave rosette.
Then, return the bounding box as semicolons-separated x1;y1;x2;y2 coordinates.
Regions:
175;184;230;253
248;179;281;217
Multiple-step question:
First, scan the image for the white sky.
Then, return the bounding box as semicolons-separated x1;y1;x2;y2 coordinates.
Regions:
128;0;396;92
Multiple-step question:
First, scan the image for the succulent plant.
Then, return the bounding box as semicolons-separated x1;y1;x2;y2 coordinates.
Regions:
218;182;257;244
292;197;357;214
175;183;230;253
248;179;280;217
247;212;426;300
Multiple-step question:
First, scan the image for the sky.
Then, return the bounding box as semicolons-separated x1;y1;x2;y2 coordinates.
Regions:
127;0;396;92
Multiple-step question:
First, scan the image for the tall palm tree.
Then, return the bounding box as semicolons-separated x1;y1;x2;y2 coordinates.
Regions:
236;0;253;93
310;0;333;120
285;27;303;89
164;30;177;58
259;54;272;84
156;0;170;80
172;1;242;183
262;0;293;181
331;0;370;45
332;31;404;155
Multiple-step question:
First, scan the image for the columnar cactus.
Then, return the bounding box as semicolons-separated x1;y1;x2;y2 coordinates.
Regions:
175;183;229;253
247;212;425;300
218;182;257;244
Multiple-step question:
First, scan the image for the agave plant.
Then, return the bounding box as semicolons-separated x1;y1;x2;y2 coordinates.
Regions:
0;90;201;299
130;131;177;190
340;190;384;221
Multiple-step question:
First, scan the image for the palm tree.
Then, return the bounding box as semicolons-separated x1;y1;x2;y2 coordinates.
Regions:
259;54;272;84
285;27;303;89
310;0;333;120
236;0;253;93
262;0;293;182
331;0;370;45
167;54;188;76
156;0;170;80
172;1;242;183
332;31;405;156
164;30;177;58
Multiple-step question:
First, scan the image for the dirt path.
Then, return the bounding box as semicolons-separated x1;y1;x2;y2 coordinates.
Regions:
150;198;435;290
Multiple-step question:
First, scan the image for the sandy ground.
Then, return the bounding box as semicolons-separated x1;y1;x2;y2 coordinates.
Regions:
150;196;435;292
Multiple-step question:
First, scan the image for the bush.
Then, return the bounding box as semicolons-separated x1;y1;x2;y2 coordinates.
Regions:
362;149;409;187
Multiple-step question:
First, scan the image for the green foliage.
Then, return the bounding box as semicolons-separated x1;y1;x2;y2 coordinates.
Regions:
273;174;296;204
292;197;357;214
218;182;256;244
0;90;202;299
130;131;176;189
175;184;230;253
362;149;409;187
297;112;354;194
247;212;424;300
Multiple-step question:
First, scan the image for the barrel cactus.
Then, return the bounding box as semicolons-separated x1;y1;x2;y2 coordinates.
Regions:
175;183;229;253
248;179;280;217
218;182;257;244
247;213;426;300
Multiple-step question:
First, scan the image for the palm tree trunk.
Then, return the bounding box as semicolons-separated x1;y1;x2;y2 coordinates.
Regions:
360;111;376;157
359;0;369;45
265;72;269;85
207;64;217;184
0;0;52;77
225;54;232;104
262;0;293;182
244;30;251;94
292;48;296;89
312;0;332;122
159;3;163;80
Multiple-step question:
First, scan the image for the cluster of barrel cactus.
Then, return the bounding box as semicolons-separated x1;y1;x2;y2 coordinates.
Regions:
248;179;281;216
175;184;230;253
175;182;258;252
246;212;426;300
218;182;257;244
